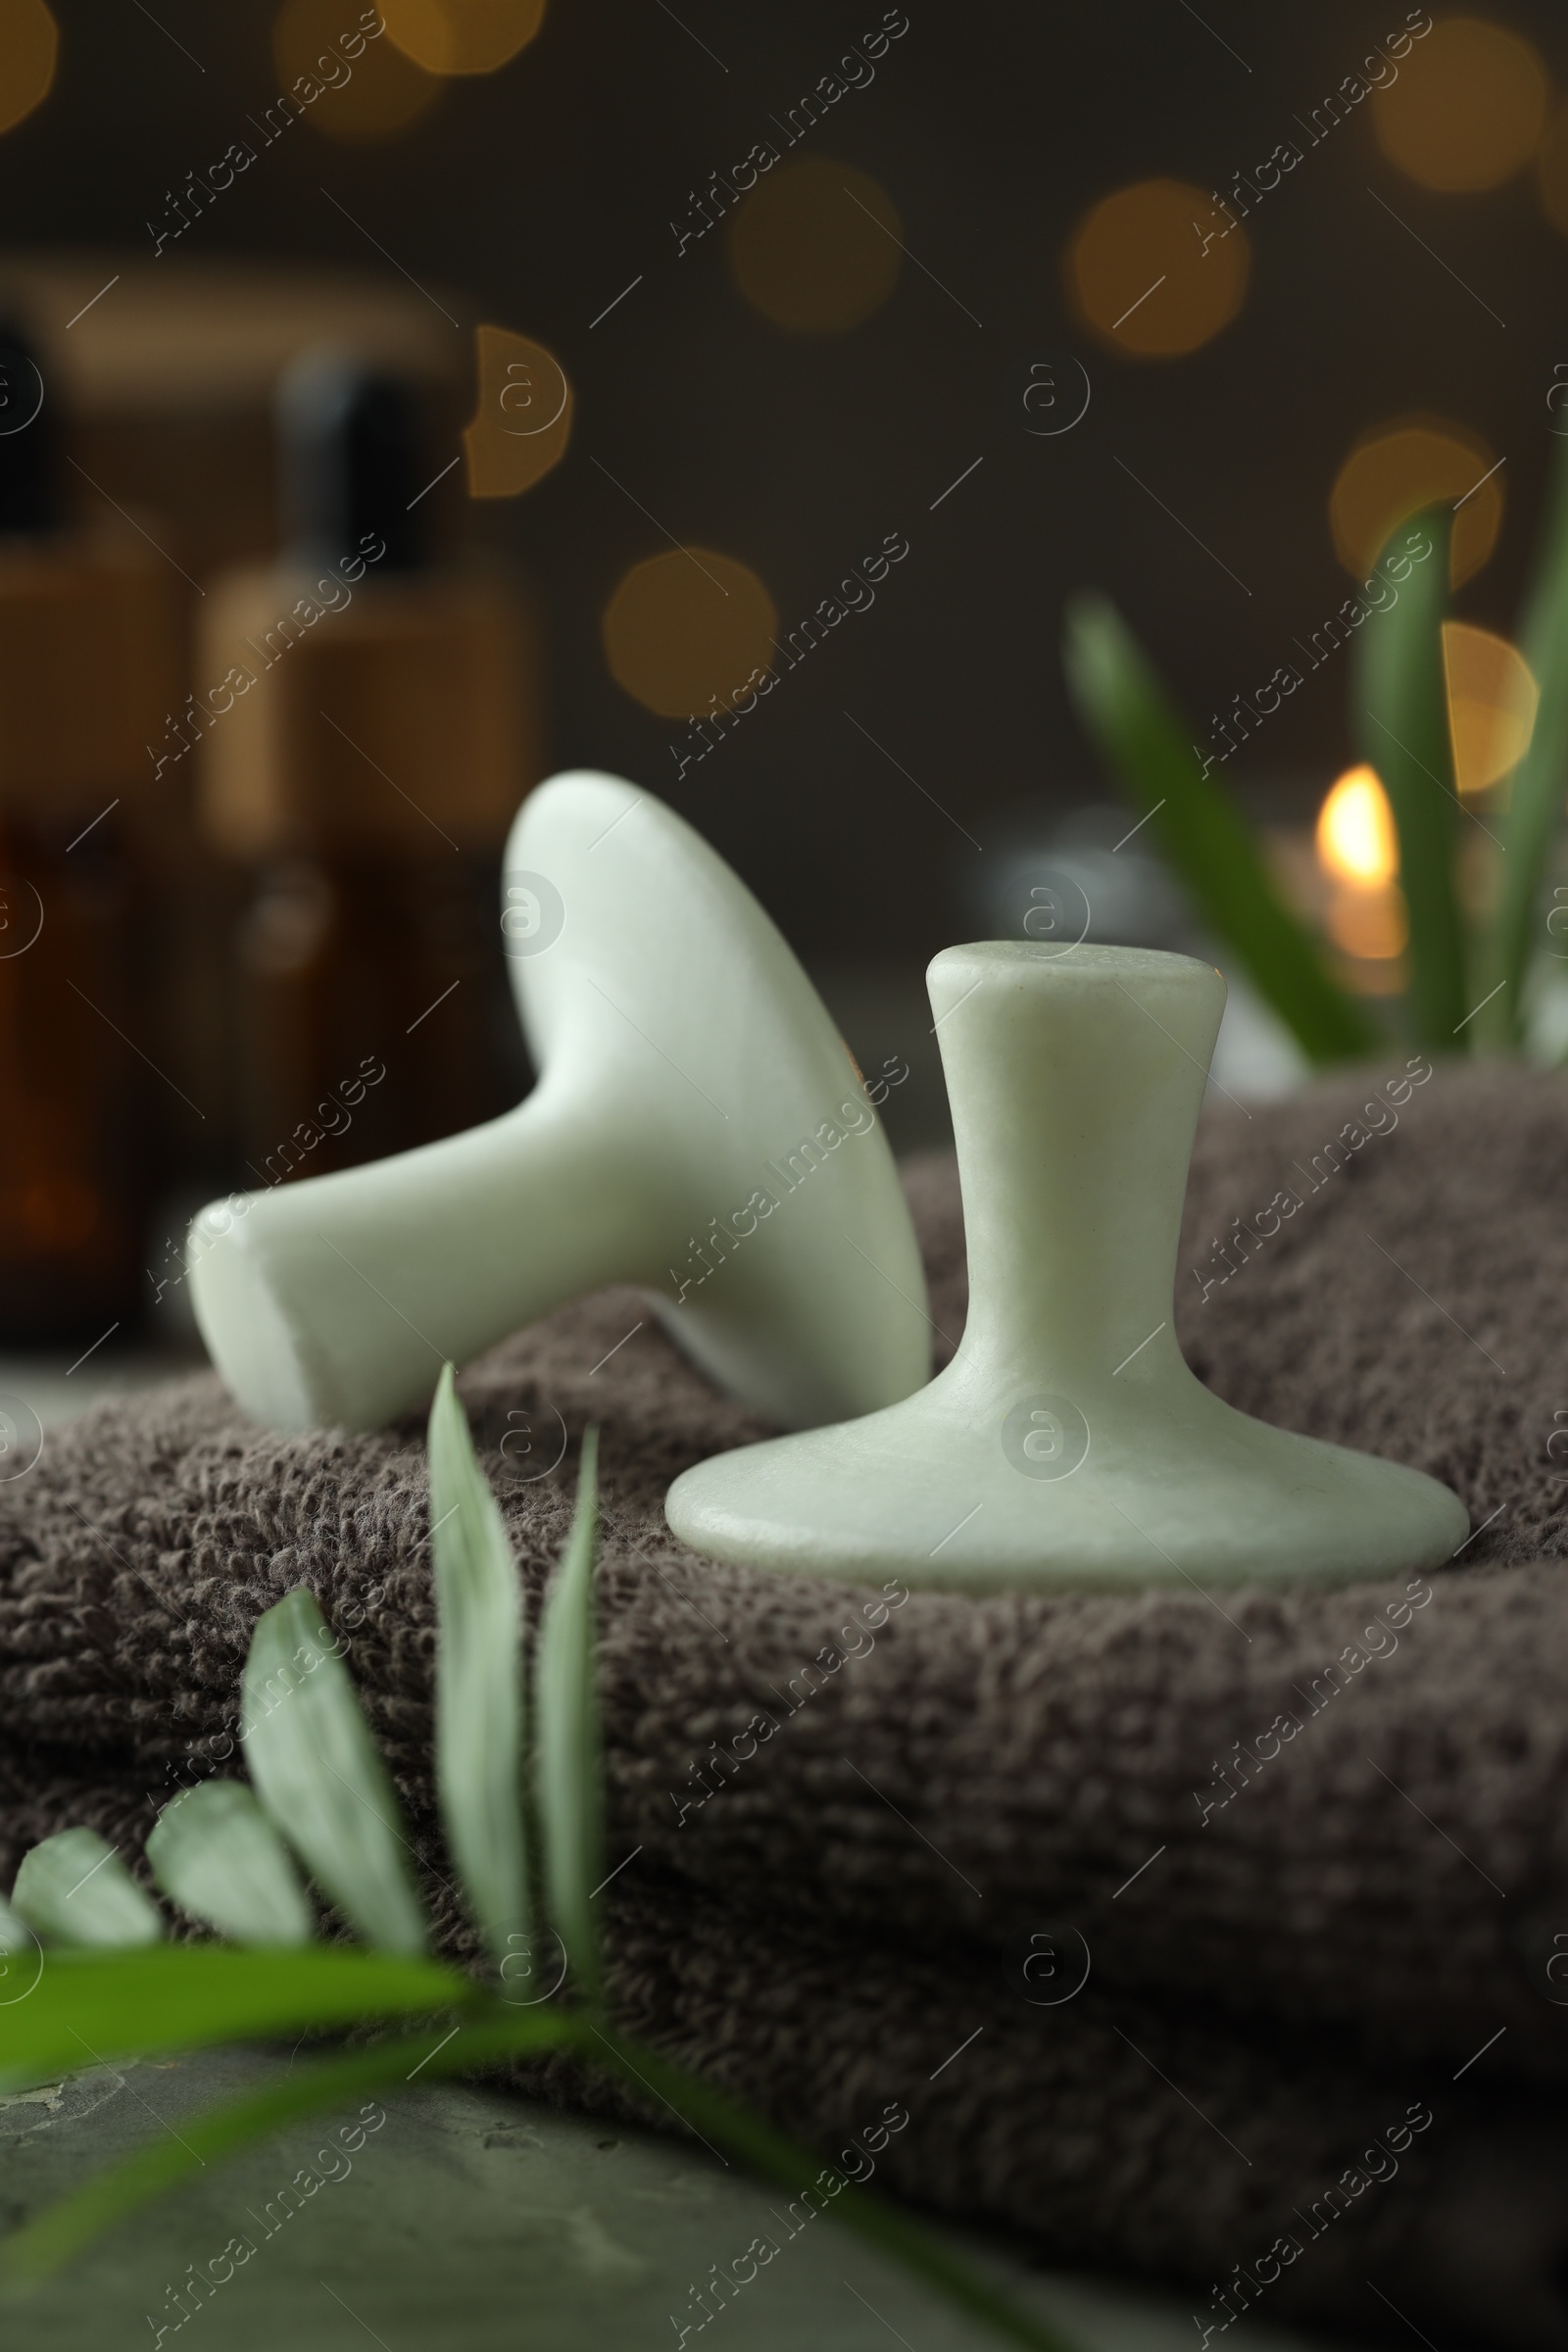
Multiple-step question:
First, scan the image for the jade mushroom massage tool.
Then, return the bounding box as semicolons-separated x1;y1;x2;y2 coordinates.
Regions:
186;772;930;1433
666;942;1469;1593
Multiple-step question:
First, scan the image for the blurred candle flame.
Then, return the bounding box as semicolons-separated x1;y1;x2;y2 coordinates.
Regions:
1317;763;1397;888
1317;764;1407;966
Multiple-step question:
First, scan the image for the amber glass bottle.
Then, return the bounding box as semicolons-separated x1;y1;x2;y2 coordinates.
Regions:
0;322;179;1341
197;358;537;1185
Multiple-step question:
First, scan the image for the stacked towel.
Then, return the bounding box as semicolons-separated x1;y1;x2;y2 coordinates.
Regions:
2;1059;1565;2350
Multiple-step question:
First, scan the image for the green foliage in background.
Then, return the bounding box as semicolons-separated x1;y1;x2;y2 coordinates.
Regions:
1351;508;1467;1048
1061;594;1380;1064
0;1370;1068;2352
1493;436;1568;1039
1063;435;1568;1065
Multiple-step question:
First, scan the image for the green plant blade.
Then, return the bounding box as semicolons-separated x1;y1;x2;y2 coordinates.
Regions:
0;2005;582;2285
593;2028;1074;2352
10;1832;163;1950
146;1781;315;1947
1492;433;1568;1041
0;1945;469;2095
533;1427;602;1997
1353;509;1467;1050
242;1586;428;1958
1063;594;1377;1064
428;1363;529;1970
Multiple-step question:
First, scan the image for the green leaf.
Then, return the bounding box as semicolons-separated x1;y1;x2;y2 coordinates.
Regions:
533;1427;603;1996
146;1781;314;1947
1353;509;1467;1050
242;1588;428;1957
0;2004;582;2284
1491;433;1568;1042
11;1832;163;1950
428;1364;529;1970
1063;594;1378;1065
591;2027;1075;2352
0;1944;468;2096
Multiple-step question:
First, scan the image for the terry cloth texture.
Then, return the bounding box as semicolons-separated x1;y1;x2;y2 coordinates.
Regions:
2;1058;1568;2350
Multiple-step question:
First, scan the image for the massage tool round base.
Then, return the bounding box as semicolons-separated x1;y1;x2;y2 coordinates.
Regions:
186;773;929;1434
665;943;1469;1594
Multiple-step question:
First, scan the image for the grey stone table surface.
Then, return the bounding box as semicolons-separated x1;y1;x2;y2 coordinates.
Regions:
0;2047;1351;2352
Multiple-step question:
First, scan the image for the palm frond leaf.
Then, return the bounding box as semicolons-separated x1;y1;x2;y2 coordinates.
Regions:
146;1780;314;1947
11;1831;162;1950
0;1945;466;2096
428;1362;530;1970
242;1587;427;1957
533;1426;603;1998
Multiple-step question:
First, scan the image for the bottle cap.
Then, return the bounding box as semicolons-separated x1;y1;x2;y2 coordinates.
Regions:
278;352;429;575
0;318;178;806
197;350;530;854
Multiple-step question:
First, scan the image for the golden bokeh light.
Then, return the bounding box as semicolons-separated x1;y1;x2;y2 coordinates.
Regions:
1317;764;1407;964
464;324;572;499
1442;620;1539;797
272;0;441;142
1066;177;1249;359
728;159;902;334
0;0;58;138
1329;419;1501;588
380;0;546;74
603;551;778;719
1372;16;1547;192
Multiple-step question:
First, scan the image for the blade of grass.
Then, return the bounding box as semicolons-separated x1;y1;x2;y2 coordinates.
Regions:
146;1782;314;1947
428;1364;529;1970
1063;594;1378;1064
0;1945;470;2094
0;2005;583;2286
1492;433;1568;1042
1353;509;1467;1050
242;1588;427;1957
594;2028;1075;2352
533;1428;602;1999
11;1832;162;1949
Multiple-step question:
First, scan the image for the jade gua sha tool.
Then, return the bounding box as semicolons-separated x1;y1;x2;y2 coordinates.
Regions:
186;772;930;1434
666;942;1470;1593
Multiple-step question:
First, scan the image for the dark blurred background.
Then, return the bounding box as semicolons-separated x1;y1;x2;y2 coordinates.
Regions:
0;0;1563;1359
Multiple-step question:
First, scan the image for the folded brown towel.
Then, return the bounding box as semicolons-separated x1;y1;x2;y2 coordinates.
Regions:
3;1058;1567;2350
